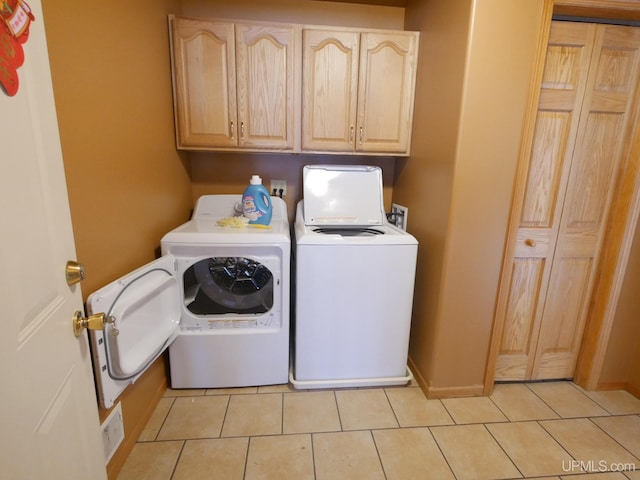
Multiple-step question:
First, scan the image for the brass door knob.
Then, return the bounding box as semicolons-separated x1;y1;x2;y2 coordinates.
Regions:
72;311;116;337
65;261;85;286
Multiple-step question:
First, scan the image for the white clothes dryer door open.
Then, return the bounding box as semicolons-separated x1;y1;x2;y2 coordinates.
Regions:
87;195;290;409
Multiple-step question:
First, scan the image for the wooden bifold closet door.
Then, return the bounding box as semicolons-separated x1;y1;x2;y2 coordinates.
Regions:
494;20;640;381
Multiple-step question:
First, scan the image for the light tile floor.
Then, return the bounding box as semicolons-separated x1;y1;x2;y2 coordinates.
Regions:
118;381;640;479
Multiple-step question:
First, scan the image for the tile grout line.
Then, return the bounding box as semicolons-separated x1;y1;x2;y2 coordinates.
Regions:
368;429;388;480
481;423;525;480
438;398;459;426
382;387;401;429
332;390;344;432
169;440;186;480
242;436;252;480
533;418;578;469
586;416;640;465
423;426;458;480
487;389;513;422
522;382;583;420
310;432;318;480
153;396;176;442
567;381;618;416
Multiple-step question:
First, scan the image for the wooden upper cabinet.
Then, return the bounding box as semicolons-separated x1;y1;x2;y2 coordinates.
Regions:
171;18;237;148
170;17;419;154
302;28;418;155
357;32;418;154
170;17;297;151
302;30;359;151
235;24;297;150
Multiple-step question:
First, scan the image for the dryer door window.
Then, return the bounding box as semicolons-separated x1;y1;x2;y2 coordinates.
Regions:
183;257;274;314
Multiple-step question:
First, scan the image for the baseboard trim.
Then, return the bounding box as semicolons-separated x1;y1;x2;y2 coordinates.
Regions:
594;381;640;400
407;356;485;399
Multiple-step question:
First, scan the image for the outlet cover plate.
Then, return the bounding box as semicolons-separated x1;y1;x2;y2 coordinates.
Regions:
391;203;408;231
270;179;287;197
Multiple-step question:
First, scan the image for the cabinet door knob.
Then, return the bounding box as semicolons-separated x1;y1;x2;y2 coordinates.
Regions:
525;238;536;247
230;121;235;139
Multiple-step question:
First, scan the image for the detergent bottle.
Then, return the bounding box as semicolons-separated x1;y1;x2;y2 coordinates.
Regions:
242;175;272;225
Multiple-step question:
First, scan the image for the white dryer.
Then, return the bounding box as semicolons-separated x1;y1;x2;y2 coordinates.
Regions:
291;165;418;389
87;195;290;409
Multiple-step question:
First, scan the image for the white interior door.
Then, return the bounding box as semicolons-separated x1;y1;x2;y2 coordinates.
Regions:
0;1;106;478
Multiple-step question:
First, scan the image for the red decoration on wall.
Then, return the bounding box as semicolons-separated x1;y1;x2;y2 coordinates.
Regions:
0;0;35;96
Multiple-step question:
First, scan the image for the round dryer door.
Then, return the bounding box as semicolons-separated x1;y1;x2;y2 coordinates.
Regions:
184;257;274;314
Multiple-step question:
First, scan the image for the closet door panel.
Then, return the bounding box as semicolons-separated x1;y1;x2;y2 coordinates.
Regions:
564;112;624;231
494;20;640;383
520;112;572;229
532;24;640;380
494;21;595;380
533;257;593;379
494;258;546;379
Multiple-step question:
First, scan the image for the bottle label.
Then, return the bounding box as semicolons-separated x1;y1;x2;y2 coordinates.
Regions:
242;195;262;221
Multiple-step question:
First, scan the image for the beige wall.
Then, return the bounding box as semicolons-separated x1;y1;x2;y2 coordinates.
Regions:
191;153;396;221
42;1;192;477
599;218;640;393
182;0;405;28
43;0;193;295
400;0;549;396
398;0;471;393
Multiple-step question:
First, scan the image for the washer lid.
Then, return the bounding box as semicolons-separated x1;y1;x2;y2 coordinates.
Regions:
303;165;385;225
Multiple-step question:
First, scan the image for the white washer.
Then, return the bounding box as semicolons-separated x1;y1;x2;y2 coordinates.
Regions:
87;195;290;409
291;165;418;389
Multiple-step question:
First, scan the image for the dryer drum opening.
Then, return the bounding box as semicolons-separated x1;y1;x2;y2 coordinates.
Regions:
190;257;273;311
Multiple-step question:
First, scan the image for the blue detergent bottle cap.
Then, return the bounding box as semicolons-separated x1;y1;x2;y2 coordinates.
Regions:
242;175;272;225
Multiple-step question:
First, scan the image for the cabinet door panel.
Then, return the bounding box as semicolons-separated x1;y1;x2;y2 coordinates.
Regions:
236;24;296;149
171;19;237;147
302;30;359;151
357;32;418;153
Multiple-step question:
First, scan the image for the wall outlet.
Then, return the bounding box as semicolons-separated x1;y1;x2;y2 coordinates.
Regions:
391;203;408;231
270;179;287;198
101;402;124;464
